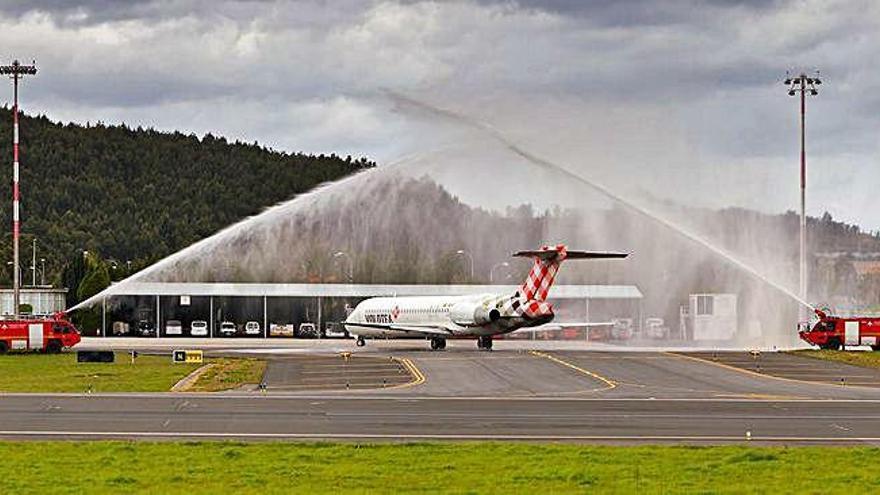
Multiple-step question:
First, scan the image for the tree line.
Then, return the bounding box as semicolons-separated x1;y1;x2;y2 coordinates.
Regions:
0;108;373;306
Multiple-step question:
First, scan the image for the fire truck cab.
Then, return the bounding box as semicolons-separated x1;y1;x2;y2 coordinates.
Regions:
799;310;880;351
0;313;81;354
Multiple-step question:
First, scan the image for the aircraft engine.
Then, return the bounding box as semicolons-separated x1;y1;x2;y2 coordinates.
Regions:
450;302;500;327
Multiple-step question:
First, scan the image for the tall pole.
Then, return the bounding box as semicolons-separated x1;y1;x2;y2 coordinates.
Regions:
0;60;36;318
785;71;820;321
31;237;36;287
799;78;806;322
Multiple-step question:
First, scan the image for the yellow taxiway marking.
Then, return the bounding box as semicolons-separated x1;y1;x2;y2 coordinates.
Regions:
529;351;617;391
666;352;880;390
384;357;426;390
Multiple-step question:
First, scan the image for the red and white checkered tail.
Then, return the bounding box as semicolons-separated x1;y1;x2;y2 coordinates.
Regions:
512;245;629;302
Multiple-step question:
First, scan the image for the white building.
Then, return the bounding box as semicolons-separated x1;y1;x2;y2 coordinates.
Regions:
685;293;738;341
0;287;68;317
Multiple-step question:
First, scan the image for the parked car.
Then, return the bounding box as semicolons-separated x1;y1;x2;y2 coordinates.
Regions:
190;320;208;337
219;321;237;337
165;320;183;336
269;323;294;337
297;322;318;338
136;320;155;337
611;318;634;340
112;321;130;336
324;322;349;338
644;318;669;339
245;321;261;335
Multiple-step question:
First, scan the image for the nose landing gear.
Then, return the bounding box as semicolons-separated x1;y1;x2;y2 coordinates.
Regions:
429;337;447;350
476;336;493;350
356;336;366;347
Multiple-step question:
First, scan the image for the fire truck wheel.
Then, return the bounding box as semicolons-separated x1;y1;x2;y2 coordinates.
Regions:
820;339;841;351
0;341;7;354
46;340;62;354
872;345;880;352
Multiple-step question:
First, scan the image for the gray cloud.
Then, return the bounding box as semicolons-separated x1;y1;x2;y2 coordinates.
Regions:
0;0;877;227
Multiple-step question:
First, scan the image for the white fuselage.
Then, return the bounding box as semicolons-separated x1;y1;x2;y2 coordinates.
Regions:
344;293;536;338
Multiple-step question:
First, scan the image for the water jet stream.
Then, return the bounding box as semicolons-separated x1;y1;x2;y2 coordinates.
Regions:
68;150;438;312
387;92;815;313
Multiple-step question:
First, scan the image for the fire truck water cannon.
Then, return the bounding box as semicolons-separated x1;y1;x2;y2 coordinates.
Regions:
799;308;880;351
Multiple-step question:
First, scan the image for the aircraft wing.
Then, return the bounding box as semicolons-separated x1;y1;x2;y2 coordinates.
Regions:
515;322;616;332
344;321;453;337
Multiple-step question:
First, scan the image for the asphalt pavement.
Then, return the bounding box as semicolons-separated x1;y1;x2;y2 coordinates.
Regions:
5;340;880;444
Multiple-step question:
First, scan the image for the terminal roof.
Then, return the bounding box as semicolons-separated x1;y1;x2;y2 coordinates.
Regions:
102;283;642;300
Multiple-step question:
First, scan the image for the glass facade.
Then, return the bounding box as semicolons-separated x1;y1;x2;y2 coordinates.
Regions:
99;287;640;339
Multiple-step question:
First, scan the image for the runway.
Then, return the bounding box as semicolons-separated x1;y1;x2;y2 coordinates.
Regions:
6;340;880;444
4;395;880;444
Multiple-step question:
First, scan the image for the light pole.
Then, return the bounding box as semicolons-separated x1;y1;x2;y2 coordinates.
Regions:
6;261;22;287
39;257;45;286
489;261;509;284
0;60;37;318
333;251;353;282
30;237;36;287
456;250;474;280
784;71;821;321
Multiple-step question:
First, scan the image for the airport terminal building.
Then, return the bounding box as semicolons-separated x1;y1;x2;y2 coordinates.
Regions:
93;282;643;339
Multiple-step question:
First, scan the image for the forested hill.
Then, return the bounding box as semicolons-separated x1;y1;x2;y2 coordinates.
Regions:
0;109;374;285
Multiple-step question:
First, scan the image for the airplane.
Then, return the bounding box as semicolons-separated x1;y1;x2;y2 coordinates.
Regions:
343;244;628;350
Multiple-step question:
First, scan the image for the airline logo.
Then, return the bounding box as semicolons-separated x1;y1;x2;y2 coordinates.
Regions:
520;244;567;302
364;306;400;324
365;313;393;324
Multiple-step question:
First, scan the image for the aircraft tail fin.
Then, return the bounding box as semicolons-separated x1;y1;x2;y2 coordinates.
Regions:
512;245;628;302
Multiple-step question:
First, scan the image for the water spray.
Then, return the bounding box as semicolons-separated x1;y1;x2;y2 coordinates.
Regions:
386;92;815;312
68;151;440;312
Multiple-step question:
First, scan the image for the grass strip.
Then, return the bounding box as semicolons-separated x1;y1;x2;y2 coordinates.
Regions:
0;441;876;494
0;353;265;393
187;358;266;392
789;349;880;369
0;352;199;393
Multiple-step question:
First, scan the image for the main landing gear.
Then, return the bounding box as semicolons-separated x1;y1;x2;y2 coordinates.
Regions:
430;337;447;350
476;336;493;351
356;336;366;347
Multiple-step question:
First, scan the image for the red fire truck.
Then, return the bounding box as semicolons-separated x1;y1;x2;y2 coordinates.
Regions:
799;309;880;350
0;312;81;353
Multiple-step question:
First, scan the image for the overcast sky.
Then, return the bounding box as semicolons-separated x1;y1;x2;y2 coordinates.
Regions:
1;0;879;228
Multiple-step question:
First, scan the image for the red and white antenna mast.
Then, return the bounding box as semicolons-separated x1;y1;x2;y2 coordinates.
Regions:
0;60;37;318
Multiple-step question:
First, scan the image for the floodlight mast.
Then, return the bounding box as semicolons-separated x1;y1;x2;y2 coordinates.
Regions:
783;71;820;323
0;60;37;319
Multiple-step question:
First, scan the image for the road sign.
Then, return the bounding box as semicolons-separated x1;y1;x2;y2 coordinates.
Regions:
172;350;203;364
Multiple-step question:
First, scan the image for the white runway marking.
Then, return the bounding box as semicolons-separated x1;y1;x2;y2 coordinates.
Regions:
0;430;877;443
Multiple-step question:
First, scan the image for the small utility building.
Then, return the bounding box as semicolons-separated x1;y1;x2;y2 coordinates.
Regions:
0;287;68;316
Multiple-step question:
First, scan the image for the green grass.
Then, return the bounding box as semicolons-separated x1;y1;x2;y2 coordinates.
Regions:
1;442;879;494
0;353;265;393
790;349;880;369
188;358;267;392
